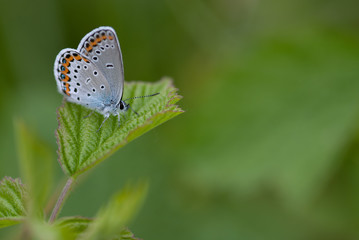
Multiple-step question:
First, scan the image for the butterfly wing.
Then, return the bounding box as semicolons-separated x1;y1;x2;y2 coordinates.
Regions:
77;26;124;102
54;48;113;112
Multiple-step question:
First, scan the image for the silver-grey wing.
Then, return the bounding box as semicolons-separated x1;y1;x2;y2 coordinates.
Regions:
54;48;112;112
77;26;124;102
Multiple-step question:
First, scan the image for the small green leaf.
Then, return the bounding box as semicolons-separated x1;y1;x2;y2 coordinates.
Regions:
14;119;53;216
54;217;139;240
0;177;28;228
56;78;183;177
55;216;92;239
81;182;148;240
113;228;140;240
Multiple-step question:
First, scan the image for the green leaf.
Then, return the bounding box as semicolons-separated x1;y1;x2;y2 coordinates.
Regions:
55;217;138;240
53;217;139;240
0;177;28;228
81;182;148;240
55;216;92;239
114;228;140;240
56;78;183;177
14;119;53;216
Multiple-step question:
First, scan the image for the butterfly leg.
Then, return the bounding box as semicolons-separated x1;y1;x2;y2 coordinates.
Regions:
84;110;95;119
97;113;110;132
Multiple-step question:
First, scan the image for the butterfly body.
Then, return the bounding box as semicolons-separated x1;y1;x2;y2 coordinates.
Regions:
54;27;138;129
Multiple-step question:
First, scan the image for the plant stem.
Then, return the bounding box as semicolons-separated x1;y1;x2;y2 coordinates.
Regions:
49;177;75;223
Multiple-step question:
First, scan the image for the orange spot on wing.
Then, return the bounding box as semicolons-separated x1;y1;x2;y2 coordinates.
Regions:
61;74;70;82
65;83;70;96
95;37;102;43
74;55;82;61
62;61;70;67
86;45;93;52
74;55;90;63
90;41;97;47
61;67;69;74
108;35;114;40
66;55;74;62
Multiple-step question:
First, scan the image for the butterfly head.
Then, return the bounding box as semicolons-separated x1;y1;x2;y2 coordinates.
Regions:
116;100;129;112
102;99;128;116
118;93;160;116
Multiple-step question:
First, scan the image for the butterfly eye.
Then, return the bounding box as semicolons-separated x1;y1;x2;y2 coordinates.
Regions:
119;102;124;110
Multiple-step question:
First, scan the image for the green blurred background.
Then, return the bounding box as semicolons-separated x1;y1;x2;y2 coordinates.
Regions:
1;0;359;239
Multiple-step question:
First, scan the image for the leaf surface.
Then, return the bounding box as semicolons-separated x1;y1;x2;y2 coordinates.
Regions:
56;78;183;177
0;177;27;228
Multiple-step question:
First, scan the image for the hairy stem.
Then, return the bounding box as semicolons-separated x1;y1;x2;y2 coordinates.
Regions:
49;177;75;223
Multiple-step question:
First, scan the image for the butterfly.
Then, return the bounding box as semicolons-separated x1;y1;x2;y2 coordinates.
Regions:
54;26;158;130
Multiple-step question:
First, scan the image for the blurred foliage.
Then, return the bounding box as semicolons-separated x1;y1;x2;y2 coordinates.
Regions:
81;183;147;240
1;0;359;239
15;119;53;217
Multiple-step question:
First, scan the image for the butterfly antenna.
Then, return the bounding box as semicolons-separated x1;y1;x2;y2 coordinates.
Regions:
123;93;160;102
